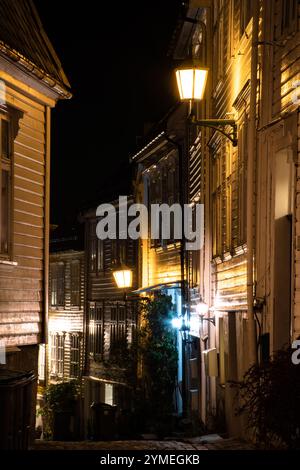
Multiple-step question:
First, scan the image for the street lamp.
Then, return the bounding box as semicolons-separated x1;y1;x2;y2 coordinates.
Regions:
175;63;238;146
112;265;133;289
175;64;208;101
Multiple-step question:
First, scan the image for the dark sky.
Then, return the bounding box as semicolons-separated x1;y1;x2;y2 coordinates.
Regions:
34;1;183;226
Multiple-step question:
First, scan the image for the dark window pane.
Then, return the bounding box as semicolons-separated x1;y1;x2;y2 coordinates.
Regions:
70;260;80;306
1;169;9;253
1;120;10;159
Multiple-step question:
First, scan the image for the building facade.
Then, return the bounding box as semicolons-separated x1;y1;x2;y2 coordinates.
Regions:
0;0;70;403
132;105;188;417
170;0;300;438
82;199;138;434
47;249;85;383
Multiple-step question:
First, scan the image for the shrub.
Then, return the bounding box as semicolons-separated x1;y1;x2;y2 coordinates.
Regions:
234;348;300;449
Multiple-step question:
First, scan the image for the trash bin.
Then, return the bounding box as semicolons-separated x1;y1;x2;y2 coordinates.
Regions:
90;402;117;440
0;369;36;449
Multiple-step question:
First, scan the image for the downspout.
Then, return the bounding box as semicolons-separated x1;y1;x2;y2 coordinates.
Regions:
164;131;188;417
247;0;259;366
43;106;51;385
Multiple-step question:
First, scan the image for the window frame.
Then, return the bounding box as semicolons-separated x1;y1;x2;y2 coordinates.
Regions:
50;262;65;308
70;333;81;378
0;113;12;259
70;259;81;308
50;332;65;378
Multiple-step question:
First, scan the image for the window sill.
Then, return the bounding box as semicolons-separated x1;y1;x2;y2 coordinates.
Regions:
0;258;18;266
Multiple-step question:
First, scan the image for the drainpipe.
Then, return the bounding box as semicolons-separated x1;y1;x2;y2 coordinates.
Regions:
246;0;259;366
43;106;51;385
164;131;188;417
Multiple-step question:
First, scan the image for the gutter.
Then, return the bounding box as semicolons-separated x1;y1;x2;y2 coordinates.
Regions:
0;41;72;100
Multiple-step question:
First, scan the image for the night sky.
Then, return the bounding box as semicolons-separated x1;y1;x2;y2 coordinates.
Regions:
34;1;183;226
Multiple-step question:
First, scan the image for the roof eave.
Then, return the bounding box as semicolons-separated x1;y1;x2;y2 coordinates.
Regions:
0;41;72;100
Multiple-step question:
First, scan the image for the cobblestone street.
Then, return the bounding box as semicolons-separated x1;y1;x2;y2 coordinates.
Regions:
33;436;254;451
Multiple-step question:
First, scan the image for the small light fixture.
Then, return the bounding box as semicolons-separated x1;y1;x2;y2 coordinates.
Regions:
171;317;183;329
113;265;133;289
175;62;208;101
196;300;209;316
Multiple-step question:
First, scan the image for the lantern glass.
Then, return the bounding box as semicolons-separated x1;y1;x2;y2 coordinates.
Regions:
113;268;133;289
196;301;209;316
175;67;208;101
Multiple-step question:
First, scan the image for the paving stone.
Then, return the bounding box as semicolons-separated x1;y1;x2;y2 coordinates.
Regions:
33;437;254;451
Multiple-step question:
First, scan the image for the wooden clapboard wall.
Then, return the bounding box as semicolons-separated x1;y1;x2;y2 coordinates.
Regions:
48;250;85;382
0;82;47;347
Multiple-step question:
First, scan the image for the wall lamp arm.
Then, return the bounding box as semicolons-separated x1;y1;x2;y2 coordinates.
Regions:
189;115;238;147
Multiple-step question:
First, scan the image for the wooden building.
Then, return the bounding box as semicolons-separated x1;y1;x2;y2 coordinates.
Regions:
46;227;85;384
131;106;187;416
0;0;70;383
170;0;300;438
82;198;138;434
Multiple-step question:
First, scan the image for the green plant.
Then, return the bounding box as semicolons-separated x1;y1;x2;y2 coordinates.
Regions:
39;381;79;439
137;293;178;430
233;347;300;449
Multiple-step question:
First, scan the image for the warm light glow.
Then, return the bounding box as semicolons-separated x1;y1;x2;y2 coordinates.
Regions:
113;268;133;289
175;67;208;101
196;301;209;316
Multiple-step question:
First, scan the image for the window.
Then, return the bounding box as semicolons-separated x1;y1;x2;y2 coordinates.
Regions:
50;333;65;377
50;263;65;307
237;120;248;245
110;304;127;356
89;222;97;272
280;0;297;36
70;260;80;307
70;333;81;378
211;141;232;257
0;115;11;256
111;306;117;321
89;222;105;272
240;0;252;36
110;323;126;354
119;240;127;265
89;302;103;359
38;344;46;382
97;239;103;271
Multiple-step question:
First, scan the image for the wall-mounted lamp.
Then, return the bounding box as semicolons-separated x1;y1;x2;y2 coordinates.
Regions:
112;265;133;289
175;60;238;146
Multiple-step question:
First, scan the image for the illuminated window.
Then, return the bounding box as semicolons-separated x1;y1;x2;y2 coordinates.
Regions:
0;115;11;256
38;344;46;382
50;262;65;307
50;333;65;377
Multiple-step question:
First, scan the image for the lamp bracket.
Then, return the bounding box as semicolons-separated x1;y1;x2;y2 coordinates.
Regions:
201;316;216;326
189;116;238;147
